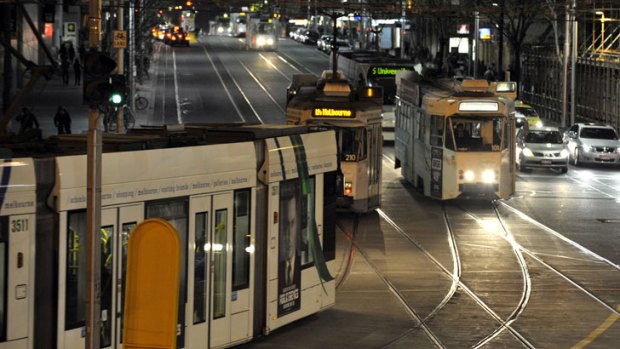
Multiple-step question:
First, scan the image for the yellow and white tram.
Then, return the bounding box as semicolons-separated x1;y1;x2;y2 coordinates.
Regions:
286;70;384;213
394;74;517;199
1;125;338;349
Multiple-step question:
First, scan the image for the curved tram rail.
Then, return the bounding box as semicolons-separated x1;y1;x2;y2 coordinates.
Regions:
335;198;620;348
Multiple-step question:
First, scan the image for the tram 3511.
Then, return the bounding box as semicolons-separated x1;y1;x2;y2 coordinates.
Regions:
394;73;517;199
286;70;384;213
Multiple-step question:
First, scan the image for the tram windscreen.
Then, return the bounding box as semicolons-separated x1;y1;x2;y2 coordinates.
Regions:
338;127;367;162
257;23;275;34
448;116;505;151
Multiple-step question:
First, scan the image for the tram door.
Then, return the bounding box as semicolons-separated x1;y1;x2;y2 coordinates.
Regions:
60;204;142;349
112;204;143;348
186;193;234;349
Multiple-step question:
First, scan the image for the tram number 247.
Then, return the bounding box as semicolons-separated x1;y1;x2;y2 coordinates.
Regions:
11;218;30;233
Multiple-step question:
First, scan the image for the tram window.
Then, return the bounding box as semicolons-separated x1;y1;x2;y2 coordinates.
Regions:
0;217;7;340
65;211;113;347
340;128;367;162
213;209;228;319
430;115;444;147
194;212;208;324
120;221;137;339
417;112;425;141
233;189;251;290
301;178;315;267
66;211;87;330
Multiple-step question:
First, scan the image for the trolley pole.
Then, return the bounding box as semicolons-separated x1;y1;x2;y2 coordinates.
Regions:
116;0;124;133
86;0;102;347
473;11;479;78
561;1;571;127
570;0;577;126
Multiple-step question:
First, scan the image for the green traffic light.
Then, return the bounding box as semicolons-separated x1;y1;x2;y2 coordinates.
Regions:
110;93;123;105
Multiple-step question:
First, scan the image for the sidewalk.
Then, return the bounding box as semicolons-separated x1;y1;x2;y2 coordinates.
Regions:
14;62;156;138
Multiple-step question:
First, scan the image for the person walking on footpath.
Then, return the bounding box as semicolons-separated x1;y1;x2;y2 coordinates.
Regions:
61;58;70;85
68;43;76;63
73;59;82;86
54;106;72;134
483;64;496;82
16;107;42;140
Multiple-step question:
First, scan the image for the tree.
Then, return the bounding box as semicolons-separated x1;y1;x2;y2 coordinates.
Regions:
477;0;547;83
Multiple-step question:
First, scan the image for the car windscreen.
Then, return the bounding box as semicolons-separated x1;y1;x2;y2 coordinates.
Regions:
515;107;538;116
525;130;563;144
579;127;619;140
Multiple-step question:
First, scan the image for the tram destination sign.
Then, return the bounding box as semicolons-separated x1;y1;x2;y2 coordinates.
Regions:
313;107;355;118
369;65;414;77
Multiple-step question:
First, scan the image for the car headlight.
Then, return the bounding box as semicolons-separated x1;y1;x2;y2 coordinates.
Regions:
464;170;475;182
482;170;496;183
560;149;570;158
522;148;534;157
257;37;265;46
535;121;543;128
581;144;592;152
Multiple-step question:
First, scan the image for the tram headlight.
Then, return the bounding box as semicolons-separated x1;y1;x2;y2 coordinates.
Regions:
482;170;496;183
522;148;534;157
267;38;274;45
464;170;475;182
344;181;353;195
560;149;570;158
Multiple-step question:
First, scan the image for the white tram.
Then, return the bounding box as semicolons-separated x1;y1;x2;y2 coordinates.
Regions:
394;73;517;199
1;125;338;349
286;70;384;213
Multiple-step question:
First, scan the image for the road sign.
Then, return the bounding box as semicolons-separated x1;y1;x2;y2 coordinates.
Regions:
113;30;127;48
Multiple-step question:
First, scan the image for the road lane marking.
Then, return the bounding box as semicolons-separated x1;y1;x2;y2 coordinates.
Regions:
201;45;245;122
172;50;183;124
571;306;620;349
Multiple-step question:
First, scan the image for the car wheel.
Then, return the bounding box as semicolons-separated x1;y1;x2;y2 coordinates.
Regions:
573;148;581;167
560;167;568;174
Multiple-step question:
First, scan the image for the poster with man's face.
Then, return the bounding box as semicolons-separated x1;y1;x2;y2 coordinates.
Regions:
278;180;301;317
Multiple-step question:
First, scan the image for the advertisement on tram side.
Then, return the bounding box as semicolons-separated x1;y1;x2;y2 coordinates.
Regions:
278;180;301;317
431;147;443;198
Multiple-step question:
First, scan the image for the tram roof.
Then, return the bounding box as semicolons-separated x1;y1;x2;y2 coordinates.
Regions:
0;123;311;158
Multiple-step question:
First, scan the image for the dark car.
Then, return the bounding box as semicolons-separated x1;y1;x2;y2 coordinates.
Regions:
165;27;190;47
302;30;320;45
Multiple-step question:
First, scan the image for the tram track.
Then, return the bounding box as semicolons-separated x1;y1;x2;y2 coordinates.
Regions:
336;216;447;349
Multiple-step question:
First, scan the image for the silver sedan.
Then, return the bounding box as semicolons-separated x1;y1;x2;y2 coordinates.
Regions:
517;126;569;173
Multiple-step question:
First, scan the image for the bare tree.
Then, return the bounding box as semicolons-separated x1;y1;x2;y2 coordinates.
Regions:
478;0;546;83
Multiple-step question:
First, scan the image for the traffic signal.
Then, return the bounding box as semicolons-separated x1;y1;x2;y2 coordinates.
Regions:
83;51;117;106
108;74;126;106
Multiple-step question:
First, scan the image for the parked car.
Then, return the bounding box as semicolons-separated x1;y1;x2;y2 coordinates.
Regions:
291;27;305;41
300;30;320;44
317;35;331;51
515;101;543;128
516;126;569;173
563;123;620;166
325;39;353;54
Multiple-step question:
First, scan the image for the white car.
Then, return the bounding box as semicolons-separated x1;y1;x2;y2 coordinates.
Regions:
564;123;620;166
516;126;569;173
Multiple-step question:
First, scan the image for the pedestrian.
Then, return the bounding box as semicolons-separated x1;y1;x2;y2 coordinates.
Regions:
61;58;70;85
54;106;72;134
16;107;40;135
59;43;68;62
68;43;76;62
78;44;86;63
483;64;496;82
73;59;81;86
